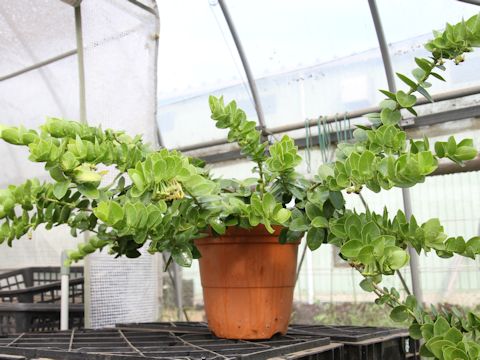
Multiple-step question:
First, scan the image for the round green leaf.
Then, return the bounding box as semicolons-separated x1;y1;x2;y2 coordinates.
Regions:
396;90;417;108
390;305;409;322
359;278;375;292
311;216;328;228
307;227;324;251
357;245;375;264
385;247;410;270
340;240;363;258
380;108;401;125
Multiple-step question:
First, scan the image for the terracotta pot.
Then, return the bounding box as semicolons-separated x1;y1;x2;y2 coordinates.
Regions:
194;225;300;339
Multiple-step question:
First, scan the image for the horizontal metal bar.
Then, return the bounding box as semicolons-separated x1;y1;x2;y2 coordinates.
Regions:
196;103;480;167
175;84;480;152
457;0;480;5
127;0;157;15
432;156;480;176
403;103;480;127
0;49;77;82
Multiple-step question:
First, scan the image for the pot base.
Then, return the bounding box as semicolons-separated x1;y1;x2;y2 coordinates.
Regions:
203;287;293;339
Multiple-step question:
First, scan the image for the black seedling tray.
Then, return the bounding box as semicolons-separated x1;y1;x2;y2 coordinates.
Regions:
0;267;84;304
0;303;84;335
289;324;419;360
117;322;419;360
0;328;337;360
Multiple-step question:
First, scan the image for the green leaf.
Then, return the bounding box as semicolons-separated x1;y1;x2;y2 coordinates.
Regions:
409;323;422;340
405;295;417;310
262;193;276;215
412;67;426;82
385;247;409;270
340;240;363;258
273;208;291;224
305;202;322;220
209;218;226;234
396;72;417;88
329;191;345;210
390;305;409;322
379;89;397;101
77;183;99;199
317;164;334;180
53;181;70;200
311;216;328;228
358;151;375;178
361;221;380;242
359;278;375;292
443;347;468;360
419;344;434;358
447;136;457;155
466;236;480;253
379;99;397;110
289;217;309;232
435;141;446;158
417;85;434;102
421;323;434;341
93;201;124;225
396;90;417;108
444;327;463;344
428;339;456;359
434;316;451;336
430;72;446;81
455;146;477;161
172;247;193;267
306;227;324;250
417;151;438;175
415;57;432;72
445;237;466;253
357;245;375;264
380;108;401;125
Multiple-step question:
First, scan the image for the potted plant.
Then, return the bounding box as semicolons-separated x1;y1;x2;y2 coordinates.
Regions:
1;13;480;357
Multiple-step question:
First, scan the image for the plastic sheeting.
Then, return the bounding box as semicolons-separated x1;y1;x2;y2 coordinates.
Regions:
0;0;159;328
156;0;480;149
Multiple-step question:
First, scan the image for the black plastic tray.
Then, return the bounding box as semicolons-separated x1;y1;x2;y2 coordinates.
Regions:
0;267;83;304
0;303;84;335
0;328;336;360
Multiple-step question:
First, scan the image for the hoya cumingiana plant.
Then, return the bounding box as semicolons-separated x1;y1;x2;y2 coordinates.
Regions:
1;14;480;359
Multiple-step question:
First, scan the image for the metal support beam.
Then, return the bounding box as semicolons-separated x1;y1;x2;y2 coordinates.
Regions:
0;3;69;116
175;84;480;153
127;0;157;15
75;5;87;124
368;0;423;303
74;3;91;329
217;0;267;134
195;103;480;164
0;50;77;82
457;0;480;5
151;2;164;147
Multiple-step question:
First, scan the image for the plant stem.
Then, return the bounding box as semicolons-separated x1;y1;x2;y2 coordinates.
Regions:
257;162;266;195
353;265;418;320
396;270;412;296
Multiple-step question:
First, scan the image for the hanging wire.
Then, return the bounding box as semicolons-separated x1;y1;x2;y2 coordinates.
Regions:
343;112;348;142
334;113;342;144
304;117;312;173
208;2;256;110
317;115;329;164
317;116;325;164
346;112;352;140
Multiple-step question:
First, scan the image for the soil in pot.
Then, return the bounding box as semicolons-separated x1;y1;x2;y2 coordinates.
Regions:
194;225;300;340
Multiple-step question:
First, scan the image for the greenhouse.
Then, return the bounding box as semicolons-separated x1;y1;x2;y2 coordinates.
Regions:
0;0;480;359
